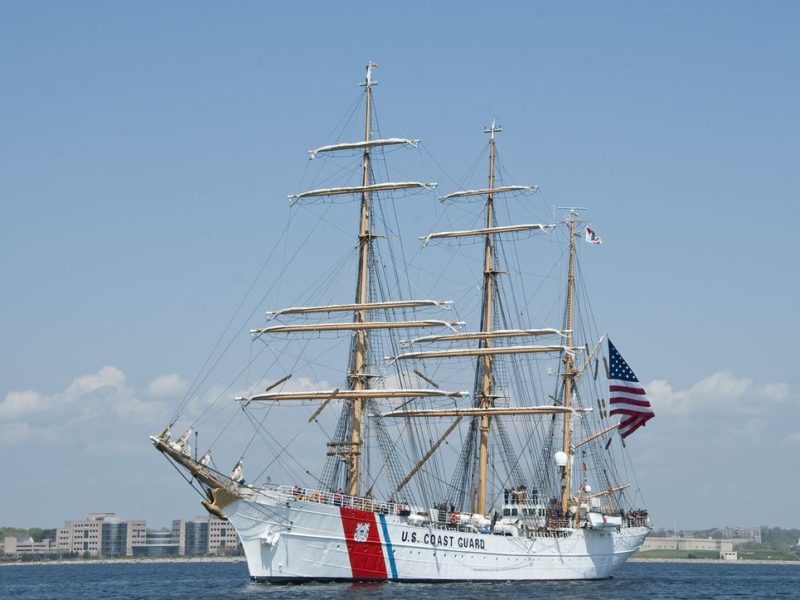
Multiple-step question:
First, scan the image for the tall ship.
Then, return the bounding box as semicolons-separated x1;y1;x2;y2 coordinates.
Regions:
152;63;654;582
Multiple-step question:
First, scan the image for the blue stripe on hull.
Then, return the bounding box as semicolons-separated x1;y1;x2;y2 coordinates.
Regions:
378;513;398;579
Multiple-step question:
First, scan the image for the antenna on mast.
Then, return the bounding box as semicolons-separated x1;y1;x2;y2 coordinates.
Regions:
361;61;379;88
555;206;590;228
484;118;502;140
556;206;589;217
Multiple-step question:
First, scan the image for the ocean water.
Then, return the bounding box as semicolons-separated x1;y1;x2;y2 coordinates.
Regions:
1;561;799;600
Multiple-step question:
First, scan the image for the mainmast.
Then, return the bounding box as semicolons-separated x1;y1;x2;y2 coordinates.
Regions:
348;61;377;497
476;119;501;514
560;211;578;513
414;123;552;514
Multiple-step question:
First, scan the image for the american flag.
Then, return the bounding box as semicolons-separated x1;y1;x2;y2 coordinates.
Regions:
608;340;654;438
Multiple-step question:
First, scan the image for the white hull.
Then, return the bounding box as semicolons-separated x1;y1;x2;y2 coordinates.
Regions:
224;488;648;582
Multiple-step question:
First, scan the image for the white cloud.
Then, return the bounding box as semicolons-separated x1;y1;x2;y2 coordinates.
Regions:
183;375;331;416
0;390;45;419
634;371;797;529
147;373;188;398
237;375;331;396
281;375;331;393
63;365;128;402
646;371;787;417
0;366;173;445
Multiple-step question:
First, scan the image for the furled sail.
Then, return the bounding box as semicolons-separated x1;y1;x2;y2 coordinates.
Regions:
229;459;244;483
389;345;573;362
170;427;192;456
421;223;554;245
289;181;436;202
308;138;419;159
379;406;591;418
251;319;463;337
439;185;538;201
237;388;469;403
401;328;567;346
267;300;453;319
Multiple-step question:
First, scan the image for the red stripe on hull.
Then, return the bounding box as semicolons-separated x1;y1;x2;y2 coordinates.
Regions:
339;507;388;580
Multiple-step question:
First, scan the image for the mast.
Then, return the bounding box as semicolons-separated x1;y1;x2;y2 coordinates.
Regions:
476;119;501;514
284;64;438;498
348;61;377;497
560;211;578;513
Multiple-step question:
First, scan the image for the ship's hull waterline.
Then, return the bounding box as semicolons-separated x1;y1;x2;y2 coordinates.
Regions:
223;488;648;583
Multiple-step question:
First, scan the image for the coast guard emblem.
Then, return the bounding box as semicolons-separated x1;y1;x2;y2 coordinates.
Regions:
353;522;370;542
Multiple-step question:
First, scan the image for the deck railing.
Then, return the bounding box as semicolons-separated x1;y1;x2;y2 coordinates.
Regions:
246;483;643;534
274;484;403;515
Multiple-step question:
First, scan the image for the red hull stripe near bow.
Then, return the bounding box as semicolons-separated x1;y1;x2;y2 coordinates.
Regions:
340;507;388;580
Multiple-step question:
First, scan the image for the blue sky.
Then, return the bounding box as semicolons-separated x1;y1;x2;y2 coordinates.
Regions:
1;1;798;530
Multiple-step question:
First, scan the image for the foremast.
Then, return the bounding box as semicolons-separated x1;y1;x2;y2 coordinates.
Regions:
278;63;445;499
349;61;377;497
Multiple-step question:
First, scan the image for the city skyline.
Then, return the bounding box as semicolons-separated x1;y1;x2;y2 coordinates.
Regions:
2;512;241;558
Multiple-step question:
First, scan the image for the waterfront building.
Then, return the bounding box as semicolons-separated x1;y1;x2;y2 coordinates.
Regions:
172;517;242;556
2;536;59;557
131;529;179;557
6;513;241;559
208;517;240;555
721;527;762;545
56;513;146;557
641;536;735;557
